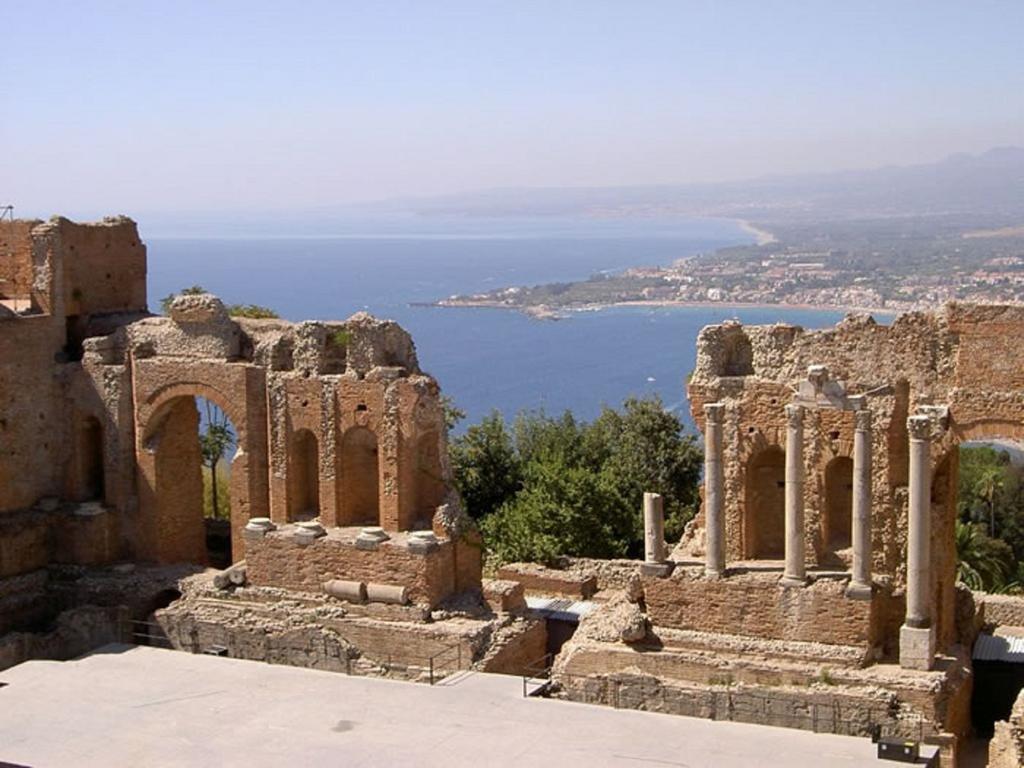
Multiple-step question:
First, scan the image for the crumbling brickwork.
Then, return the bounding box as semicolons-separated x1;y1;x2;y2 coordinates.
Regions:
0;216;485;656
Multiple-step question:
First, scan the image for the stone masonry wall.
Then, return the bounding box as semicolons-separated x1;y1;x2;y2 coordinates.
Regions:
643;568;879;648
244;528;458;608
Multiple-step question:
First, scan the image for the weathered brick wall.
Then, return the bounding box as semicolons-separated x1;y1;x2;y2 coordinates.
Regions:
55;217;147;316
0;220;39;302
481;619;547;675
0;317;67;513
245;529;458;608
643;569;878;647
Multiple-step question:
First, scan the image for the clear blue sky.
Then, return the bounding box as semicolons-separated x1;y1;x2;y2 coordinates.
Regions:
3;0;1022;218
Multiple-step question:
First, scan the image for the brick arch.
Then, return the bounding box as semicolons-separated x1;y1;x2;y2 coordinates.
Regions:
950;418;1024;445
141;381;246;448
135;380;258;565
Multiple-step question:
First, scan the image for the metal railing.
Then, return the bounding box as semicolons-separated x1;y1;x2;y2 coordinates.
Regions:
125;619;173;649
427;642;463;685
521;653;554;697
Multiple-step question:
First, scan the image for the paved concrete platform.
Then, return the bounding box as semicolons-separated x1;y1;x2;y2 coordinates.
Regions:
0;645;892;767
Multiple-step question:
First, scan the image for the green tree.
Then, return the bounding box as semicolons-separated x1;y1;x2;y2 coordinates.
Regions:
440;395;465;433
590;397;703;543
955;520;1013;591
225;303;279;319
199;399;235;520
450;411;522;519
481;459;625;564
453;396;703;563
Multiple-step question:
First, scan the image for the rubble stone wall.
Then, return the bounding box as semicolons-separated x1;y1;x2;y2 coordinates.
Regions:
977;593;1024;628
990;688;1024;768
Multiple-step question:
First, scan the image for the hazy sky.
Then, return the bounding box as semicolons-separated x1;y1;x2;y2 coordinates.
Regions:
4;0;1023;218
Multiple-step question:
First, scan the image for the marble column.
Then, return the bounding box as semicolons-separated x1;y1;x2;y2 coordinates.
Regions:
641;492;672;577
900;414;936;670
847;407;873;598
781;404;806;587
704;403;726;577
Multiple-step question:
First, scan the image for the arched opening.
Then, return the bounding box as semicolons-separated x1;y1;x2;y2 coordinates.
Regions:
74;416;105;502
287;428;320;522
414;431;446;521
338;427;379;526
147;395;237;567
744;446;786;559
824;456;853;551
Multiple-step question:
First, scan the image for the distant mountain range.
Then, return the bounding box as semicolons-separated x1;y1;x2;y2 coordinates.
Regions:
372;146;1024;224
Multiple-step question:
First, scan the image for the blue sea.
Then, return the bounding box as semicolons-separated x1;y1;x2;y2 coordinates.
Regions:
145;215;853;431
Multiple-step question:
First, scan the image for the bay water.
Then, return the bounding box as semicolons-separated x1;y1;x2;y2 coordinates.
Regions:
145;215;852;431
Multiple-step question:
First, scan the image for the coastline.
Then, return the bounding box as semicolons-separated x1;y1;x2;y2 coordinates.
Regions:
430;297;899;319
735;219;777;246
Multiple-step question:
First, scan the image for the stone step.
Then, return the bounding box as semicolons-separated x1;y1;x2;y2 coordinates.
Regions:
653;626;870;668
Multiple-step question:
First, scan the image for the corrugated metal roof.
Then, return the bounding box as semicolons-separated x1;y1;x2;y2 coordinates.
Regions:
973;633;1024;663
525;596;596;623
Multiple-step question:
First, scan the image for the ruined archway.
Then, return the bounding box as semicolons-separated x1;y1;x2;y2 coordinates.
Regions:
824;456;853;552
287;428;320;522
140;392;241;567
338;426;380;526
744;446;786;559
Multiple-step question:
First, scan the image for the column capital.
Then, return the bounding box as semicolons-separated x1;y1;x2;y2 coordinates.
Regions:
704;402;725;423
907;414;932;441
785;403;804;428
854;409;873;432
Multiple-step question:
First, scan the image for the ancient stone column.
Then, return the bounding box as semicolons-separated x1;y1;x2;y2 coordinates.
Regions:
641;492;672;577
644;492;666;563
847;407;873;598
900;414;936;670
781;404;806;587
704;403;726;577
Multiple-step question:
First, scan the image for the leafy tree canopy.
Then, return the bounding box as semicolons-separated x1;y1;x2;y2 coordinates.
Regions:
450;396;702;565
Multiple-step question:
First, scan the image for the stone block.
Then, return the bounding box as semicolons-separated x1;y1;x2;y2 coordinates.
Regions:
639;562;675;578
899;624;936;670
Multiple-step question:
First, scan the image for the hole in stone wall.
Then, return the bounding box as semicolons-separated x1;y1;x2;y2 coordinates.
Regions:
745;444;782;561
74;416;105;502
824;456;853;550
287;429;320;523
338;427;379;526
745;446;786;559
721;330;754;377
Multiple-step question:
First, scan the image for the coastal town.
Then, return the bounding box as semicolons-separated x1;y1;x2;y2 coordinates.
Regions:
435;215;1024;317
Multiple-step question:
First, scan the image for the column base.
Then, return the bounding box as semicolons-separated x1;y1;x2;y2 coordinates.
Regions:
845;581;874;600
779;575;807;588
899;624;936;670
704;567;725;580
639;562;675;578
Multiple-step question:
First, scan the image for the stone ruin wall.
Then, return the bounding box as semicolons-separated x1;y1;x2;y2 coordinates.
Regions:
683;305;1024;655
0;216;466;663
